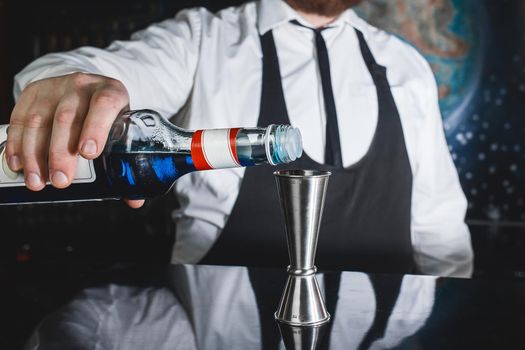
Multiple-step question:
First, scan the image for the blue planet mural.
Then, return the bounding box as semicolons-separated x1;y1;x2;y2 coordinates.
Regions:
356;0;524;223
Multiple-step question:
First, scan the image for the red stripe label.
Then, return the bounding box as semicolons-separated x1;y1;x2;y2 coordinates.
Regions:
229;128;240;165
191;130;212;170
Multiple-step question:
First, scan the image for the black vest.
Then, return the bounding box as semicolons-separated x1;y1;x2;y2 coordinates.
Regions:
200;28;414;274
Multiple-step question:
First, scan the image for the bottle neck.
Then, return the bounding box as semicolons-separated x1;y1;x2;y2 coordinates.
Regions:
189;125;302;170
106;110;302;171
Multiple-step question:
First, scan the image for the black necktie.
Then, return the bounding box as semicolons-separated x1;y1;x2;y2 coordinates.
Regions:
291;20;343;167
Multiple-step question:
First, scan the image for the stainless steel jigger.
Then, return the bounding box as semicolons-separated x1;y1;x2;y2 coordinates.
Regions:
274;170;331;327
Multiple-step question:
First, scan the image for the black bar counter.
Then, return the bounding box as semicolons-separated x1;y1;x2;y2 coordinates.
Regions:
2;263;525;349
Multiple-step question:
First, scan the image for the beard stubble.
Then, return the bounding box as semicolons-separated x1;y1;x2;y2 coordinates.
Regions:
285;0;363;17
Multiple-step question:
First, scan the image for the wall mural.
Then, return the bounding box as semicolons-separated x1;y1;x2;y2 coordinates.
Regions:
356;0;524;223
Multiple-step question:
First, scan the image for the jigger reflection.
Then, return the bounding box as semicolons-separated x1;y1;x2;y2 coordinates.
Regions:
274;170;331;326
278;322;328;350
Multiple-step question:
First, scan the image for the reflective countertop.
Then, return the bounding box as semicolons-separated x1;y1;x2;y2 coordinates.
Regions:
5;263;525;349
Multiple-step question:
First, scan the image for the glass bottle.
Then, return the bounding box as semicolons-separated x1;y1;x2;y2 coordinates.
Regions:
0;109;302;205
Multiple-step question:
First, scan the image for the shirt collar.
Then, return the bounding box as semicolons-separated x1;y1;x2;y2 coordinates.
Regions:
257;0;368;34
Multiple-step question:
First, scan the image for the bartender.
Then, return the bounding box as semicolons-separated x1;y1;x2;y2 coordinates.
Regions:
6;0;472;276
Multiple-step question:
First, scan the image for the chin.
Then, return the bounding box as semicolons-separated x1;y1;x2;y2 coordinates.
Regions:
286;0;363;17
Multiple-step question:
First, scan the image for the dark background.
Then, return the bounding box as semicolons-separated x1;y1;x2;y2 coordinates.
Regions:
0;0;525;347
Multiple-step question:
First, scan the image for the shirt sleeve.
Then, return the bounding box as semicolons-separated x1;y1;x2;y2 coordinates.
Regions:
410;60;474;278
13;7;208;117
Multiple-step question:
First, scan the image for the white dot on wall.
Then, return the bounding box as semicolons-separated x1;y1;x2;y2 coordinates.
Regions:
466;131;473;139
482;122;489;129
487;206;500;220
503;180;510;187
510;164;518;172
452;152;458;160
456;133;467;145
506;187;515;194
471;188;478;195
495;98;503;106
514;144;521;152
478;153;486;160
484;92;491;103
504;122;511;129
490;143;499;151
472;114;480;121
489;166;497;174
465;172;473;180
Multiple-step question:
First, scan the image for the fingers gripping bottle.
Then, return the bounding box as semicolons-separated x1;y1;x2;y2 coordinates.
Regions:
0;110;303;205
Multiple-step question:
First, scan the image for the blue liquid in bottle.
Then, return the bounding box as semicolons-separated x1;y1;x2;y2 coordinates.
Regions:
103;152;196;199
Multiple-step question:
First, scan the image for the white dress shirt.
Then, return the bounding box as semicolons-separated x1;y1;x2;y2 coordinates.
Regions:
14;0;473;277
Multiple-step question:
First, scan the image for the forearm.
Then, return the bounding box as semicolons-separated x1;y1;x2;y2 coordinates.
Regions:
14;8;205;113
412;223;473;278
14;50;104;100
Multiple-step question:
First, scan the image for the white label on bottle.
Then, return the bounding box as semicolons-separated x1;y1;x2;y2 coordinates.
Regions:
200;129;241;169
0;124;97;187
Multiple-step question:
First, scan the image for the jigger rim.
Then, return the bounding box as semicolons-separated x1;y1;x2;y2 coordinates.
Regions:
274;169;331;178
274;312;331;327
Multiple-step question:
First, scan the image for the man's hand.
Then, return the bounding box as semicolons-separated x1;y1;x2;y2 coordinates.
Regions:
5;72;144;208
